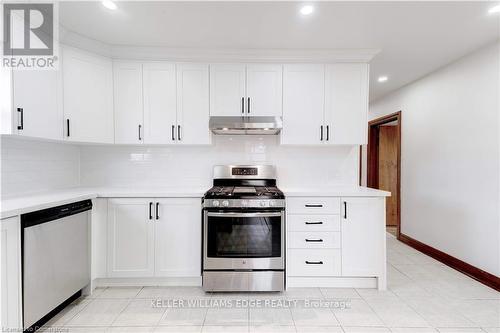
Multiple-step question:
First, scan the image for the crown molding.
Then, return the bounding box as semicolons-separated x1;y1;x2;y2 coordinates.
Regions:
60;27;379;63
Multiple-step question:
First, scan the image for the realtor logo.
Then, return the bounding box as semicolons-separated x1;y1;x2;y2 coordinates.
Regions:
2;2;58;69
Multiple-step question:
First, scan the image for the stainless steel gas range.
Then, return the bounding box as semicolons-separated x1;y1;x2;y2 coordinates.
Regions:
202;165;285;292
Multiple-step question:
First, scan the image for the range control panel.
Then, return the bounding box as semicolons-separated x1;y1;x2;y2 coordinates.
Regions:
231;167;258;176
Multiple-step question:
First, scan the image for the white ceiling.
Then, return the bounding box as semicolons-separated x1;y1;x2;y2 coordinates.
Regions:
58;1;499;101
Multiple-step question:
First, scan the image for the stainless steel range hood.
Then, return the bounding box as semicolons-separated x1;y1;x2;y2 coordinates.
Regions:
209;116;283;135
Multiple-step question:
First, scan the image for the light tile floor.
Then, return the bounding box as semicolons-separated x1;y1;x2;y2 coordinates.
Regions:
42;234;499;333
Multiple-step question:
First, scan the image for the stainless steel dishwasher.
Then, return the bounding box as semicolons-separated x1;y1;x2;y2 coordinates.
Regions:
21;200;92;330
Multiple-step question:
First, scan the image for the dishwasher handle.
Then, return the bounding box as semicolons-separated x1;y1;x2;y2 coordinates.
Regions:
21;200;93;228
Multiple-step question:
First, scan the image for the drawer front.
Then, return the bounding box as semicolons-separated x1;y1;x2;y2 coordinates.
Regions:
288;232;340;249
288;249;341;277
287;214;341;232
287;197;340;215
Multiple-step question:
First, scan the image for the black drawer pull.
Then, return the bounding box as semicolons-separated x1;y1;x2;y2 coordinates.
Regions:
305;261;323;265
305;221;323;225
305;204;323;208
305;239;323;242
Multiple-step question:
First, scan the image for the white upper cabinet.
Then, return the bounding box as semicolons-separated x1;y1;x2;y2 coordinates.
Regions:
142;62;177;144
209;64;246;116
12;70;62;140
341;197;384;277
113;62;144;144
62;47;114;143
325;63;369;145
245;64;283;116
176;63;211;145
281;64;325;145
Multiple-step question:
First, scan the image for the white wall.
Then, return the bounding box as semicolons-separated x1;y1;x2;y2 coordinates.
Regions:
367;42;499;276
0;137;80;198
79;136;359;189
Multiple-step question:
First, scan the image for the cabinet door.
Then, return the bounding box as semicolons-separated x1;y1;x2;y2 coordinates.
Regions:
176;64;211;145
246;64;282;116
143;62;177;144
154;198;201;277
281;64;325;145
209;64;246;116
325;63;369;145
62;47;114;143
113;62;144;144
12;70;62;140
107;199;155;277
1;217;22;331
341;197;385;276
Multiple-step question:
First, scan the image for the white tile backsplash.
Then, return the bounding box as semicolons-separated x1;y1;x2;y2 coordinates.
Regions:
1;136;80;198
79;136;359;189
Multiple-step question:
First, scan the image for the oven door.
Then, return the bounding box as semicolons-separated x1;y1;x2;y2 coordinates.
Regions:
203;211;284;270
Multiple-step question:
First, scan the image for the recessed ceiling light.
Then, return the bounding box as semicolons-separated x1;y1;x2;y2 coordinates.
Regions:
102;0;117;10
378;76;388;83
300;5;314;16
488;4;500;14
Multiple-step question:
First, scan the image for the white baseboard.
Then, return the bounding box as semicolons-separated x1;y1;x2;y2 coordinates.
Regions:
93;276;202;287
287;277;377;288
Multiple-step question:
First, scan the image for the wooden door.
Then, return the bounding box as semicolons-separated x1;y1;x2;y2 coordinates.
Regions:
378;126;398;226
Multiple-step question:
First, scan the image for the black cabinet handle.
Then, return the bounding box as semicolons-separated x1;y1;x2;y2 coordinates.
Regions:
247;97;250;114
326;125;329;141
155;202;159;220
305;221;323;225
305;261;323;265
305;239;323;242
17;108;23;130
344;201;347;219
66;119;70;137
320;125;323;141
178;125;181;141
241;97;245;114
149;202;153;220
305;204;323;208
171;125;175;141
138;124;142;141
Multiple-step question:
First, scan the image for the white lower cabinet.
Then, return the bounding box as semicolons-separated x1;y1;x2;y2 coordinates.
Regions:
1;216;23;331
107;199;155;277
341;197;385;277
154;198;201;277
287;196;386;288
107;197;201;278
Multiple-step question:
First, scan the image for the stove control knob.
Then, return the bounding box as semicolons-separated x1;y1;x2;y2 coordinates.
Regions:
212;200;220;207
241;200;248;207
269;200;275;207
260;201;267;207
222;200;229;207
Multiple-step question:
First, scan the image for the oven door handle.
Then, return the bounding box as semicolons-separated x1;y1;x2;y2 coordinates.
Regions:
206;212;283;218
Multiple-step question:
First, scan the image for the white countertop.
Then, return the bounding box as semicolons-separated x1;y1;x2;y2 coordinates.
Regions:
1;186;389;219
0;187;205;219
283;186;391;197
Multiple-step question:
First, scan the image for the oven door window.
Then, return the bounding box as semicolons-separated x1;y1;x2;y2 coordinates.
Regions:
206;214;281;258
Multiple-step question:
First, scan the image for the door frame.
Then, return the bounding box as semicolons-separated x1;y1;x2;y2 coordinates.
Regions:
367;111;402;239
